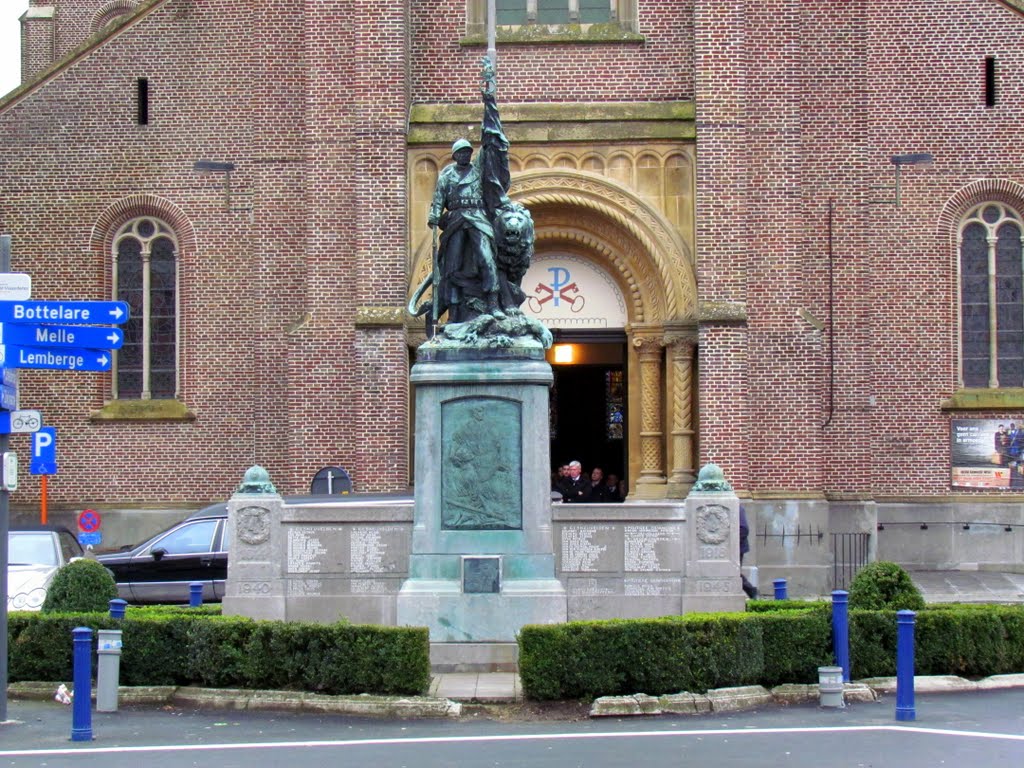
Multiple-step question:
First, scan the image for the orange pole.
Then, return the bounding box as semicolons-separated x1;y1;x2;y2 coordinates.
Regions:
40;474;48;525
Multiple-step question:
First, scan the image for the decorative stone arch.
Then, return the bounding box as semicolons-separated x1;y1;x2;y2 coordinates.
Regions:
90;0;139;35
90;194;196;259
408;169;698;498
409;170;695;324
937;178;1024;246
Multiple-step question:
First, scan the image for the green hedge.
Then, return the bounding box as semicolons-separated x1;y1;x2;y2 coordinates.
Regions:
519;611;830;700
745;599;829;613
7;611;430;696
520;604;1024;700
850;605;1024;679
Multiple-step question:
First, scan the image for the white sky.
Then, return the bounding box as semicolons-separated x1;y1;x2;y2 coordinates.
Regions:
1;3;29;97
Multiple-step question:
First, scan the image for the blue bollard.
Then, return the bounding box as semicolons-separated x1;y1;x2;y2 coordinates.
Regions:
896;609;916;721
71;627;93;742
189;582;204;607
773;578;788;600
832;590;850;682
109;598;127;619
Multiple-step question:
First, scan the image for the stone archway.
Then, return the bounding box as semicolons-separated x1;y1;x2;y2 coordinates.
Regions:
408;167;698;498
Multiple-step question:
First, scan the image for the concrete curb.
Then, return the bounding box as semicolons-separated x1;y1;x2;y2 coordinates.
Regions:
588;674;1024;717
10;673;1024;720
7;682;462;719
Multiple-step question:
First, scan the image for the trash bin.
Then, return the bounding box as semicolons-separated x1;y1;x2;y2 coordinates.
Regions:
96;629;123;712
818;665;845;708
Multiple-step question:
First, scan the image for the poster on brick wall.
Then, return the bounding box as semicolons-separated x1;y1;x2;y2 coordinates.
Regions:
949;418;1024;489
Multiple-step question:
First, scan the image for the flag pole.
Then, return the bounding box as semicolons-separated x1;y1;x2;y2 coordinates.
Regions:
487;0;497;69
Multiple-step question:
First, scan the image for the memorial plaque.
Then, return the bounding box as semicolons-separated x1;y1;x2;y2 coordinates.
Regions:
624;576;680;597
351;578;393;594
287;526;335;574
441;397;523;530
349;524;406;574
567;577;618;596
560;524;614;572
624;525;678;572
463;557;501;594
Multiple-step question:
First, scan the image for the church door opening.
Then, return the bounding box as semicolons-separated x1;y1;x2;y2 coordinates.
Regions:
548;337;626;487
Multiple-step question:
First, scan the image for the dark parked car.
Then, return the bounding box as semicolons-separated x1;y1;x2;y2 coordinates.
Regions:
96;503;228;604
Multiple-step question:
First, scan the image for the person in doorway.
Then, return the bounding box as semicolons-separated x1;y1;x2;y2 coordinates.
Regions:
604;473;624;503
557;460;591;502
587;467;611;502
740;504;758;599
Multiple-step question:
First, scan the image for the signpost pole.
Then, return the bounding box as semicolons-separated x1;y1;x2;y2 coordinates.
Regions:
0;234;11;722
40;474;48;525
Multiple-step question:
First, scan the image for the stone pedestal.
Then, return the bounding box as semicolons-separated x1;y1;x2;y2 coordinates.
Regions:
223;492;288;620
397;353;567;646
681;487;747;613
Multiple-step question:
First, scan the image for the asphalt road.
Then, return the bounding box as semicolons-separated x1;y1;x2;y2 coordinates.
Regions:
2;689;1022;767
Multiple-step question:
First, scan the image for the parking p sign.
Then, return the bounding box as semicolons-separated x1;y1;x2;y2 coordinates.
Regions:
30;426;57;475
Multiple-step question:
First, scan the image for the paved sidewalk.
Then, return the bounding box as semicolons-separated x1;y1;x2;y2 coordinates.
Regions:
910;570;1024;603
429;672;521;703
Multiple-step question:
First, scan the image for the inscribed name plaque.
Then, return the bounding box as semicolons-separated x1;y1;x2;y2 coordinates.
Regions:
441;397;522;530
463;556;501;594
560;524;615;572
287;526;336;574
624;525;681;572
350;525;405;573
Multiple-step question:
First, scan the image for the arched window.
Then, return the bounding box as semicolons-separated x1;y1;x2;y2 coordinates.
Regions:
112;217;178;399
468;0;636;34
960;202;1024;388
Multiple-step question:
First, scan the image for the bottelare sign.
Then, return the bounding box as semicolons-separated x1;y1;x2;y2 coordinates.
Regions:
0;300;129;324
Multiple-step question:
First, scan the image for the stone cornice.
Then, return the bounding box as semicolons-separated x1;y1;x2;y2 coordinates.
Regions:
698;301;747;324
355;307;407;328
408;102;695;145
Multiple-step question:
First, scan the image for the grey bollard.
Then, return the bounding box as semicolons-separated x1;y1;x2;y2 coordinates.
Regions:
96;629;123;713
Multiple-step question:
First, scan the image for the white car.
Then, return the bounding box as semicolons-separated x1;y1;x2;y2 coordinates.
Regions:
7;527;84;611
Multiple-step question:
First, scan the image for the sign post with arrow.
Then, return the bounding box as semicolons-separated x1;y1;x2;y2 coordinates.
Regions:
0;236;130;722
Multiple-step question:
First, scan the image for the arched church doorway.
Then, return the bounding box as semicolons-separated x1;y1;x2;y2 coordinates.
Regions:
547;333;627;488
522;252;629;487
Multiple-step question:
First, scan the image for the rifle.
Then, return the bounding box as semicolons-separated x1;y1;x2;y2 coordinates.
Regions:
430;223;440;333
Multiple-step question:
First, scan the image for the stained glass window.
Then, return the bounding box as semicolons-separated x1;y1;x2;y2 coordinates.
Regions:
113;217;178;399
605;369;624;440
960;203;1024;388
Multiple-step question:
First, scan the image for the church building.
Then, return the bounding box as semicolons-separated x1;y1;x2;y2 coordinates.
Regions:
2;0;1023;593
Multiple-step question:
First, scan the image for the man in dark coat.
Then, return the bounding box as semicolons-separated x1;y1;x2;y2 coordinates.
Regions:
557;460;591;503
740;504;757;599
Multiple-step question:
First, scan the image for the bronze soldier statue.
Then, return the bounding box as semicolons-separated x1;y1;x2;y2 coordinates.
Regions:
412;58;536;331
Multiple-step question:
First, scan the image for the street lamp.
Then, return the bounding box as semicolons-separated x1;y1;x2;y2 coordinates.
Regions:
890;153;934;207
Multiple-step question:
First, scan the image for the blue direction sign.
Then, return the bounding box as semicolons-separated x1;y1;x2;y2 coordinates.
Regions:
30;426;57;475
0;322;124;350
2;344;112;371
0;300;129;325
0;384;15;410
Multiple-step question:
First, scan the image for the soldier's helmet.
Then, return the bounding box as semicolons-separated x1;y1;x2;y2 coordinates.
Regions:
451;138;473;157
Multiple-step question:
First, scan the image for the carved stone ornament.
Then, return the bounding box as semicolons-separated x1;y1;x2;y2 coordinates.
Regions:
696;503;731;546
236;506;271;546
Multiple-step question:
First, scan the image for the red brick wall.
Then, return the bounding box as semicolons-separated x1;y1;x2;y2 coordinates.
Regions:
4;0;1024;514
697;0;1024;497
410;1;694;102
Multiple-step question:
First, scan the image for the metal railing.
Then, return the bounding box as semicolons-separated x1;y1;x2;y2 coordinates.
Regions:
832;532;871;591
